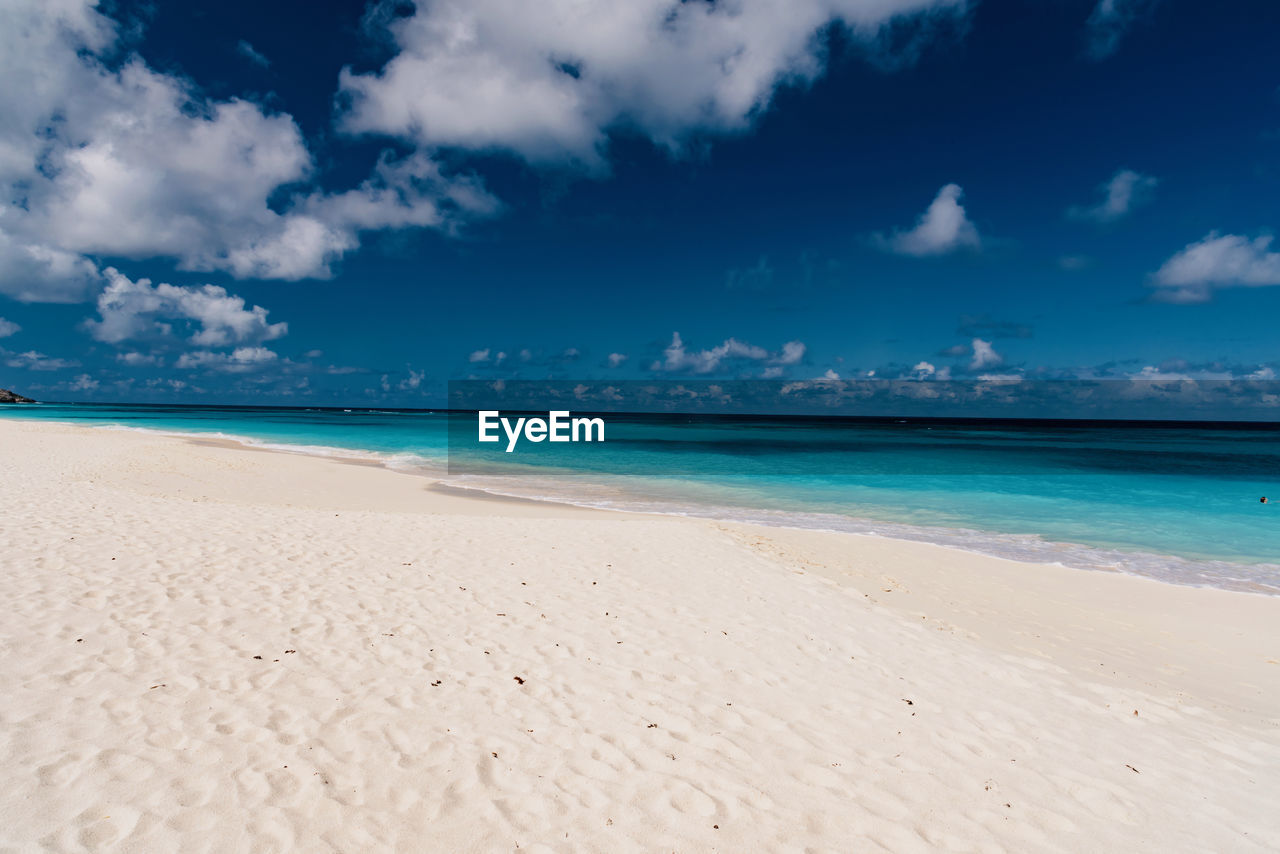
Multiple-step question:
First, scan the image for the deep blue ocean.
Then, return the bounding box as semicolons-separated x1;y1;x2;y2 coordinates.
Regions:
3;402;1278;593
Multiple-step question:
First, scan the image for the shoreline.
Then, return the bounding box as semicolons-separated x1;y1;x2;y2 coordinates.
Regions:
1;418;1278;850
4;411;1276;596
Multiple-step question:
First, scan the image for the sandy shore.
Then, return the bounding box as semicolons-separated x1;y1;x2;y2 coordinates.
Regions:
0;419;1277;852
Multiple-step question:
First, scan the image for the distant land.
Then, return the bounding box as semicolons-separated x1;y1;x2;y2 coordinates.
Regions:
0;389;35;404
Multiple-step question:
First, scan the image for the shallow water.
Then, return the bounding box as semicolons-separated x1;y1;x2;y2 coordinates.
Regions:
4;403;1277;593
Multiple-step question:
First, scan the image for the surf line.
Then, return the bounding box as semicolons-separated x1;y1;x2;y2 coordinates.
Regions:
478;410;606;453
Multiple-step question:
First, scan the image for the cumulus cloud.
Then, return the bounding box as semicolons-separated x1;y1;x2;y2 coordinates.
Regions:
399;368;425;390
339;0;968;165
117;352;162;367
877;184;981;256
83;268;288;347
1151;233;1280;303
469;348;492;363
969;338;1002;370
1068;169;1157;223
0;230;104;303
908;360;952;380
0;317;19;338
606;352;628;368
0;0;497;299
1084;0;1160;60
175;347;279;372
651;332;806;374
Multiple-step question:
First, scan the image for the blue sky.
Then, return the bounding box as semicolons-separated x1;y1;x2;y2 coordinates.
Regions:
1;0;1278;406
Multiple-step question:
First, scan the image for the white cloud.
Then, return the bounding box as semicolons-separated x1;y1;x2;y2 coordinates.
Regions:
651;332;805;374
0;0;497;299
469;348;492;363
969;338;1002;370
1084;0;1159;60
67;373;99;391
607;352;628;368
878;184;980;256
399;368;425;390
822;369;840;380
0;230;104;303
910;361;952;380
1133;364;1189;381
339;0;968;165
1151;233;1280;303
2;350;80;371
1068;169;1157;223
775;340;806;366
0;317;19;338
84;268;288;347
175;347;279;372
117;352;162;367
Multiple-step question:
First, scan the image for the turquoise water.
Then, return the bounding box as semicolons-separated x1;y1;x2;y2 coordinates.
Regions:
3;403;1278;592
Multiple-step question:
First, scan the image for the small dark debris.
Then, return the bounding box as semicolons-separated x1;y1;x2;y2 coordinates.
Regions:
285;649;296;654
647;723;657;728
149;684;165;689
513;676;525;685
491;752;498;758
713;825;719;830
253;655;262;660
76;638;83;643
1125;764;1140;774
902;699;913;706
431;680;442;687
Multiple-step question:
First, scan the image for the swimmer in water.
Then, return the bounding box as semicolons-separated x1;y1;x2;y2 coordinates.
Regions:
1263;496;1269;504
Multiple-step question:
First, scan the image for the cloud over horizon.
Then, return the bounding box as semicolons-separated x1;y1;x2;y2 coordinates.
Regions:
651;332;806;375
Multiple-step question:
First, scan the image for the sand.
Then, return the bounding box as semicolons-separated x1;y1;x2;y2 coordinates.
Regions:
0;418;1277;853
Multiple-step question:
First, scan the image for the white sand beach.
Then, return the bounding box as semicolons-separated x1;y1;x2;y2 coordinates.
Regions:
1;418;1278;853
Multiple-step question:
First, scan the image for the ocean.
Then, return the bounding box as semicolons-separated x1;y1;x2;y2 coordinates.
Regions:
3;402;1277;593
